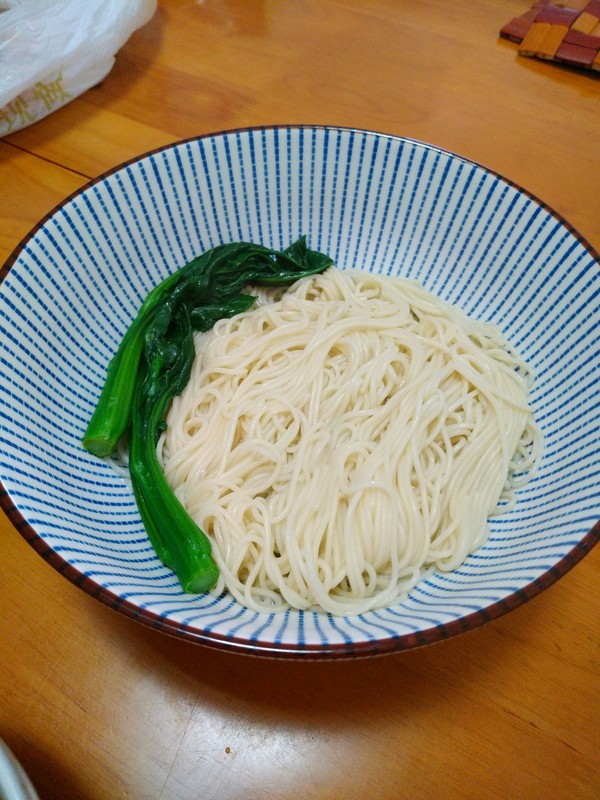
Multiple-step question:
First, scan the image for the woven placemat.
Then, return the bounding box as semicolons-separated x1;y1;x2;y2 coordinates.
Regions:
500;0;600;70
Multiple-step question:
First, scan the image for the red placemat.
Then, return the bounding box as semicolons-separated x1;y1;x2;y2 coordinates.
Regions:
500;0;600;70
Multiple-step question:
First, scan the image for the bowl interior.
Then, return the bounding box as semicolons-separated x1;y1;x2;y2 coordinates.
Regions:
1;126;598;658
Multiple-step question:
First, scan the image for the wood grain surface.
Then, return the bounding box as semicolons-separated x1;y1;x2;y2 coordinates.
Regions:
1;2;598;798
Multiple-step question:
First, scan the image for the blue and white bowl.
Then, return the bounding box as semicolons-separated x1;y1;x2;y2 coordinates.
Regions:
1;126;598;658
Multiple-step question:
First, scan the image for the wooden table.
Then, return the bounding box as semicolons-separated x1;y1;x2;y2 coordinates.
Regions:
1;2;598;798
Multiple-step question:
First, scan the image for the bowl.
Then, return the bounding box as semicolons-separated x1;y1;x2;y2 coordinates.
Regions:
0;739;40;800
1;126;598;659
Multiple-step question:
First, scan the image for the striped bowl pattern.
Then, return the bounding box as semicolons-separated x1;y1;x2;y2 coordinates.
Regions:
1;126;598;659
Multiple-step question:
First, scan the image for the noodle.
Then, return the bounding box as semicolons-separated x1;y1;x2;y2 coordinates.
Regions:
159;267;543;615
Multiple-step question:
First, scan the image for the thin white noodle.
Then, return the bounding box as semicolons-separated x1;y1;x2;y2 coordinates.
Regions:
159;267;543;615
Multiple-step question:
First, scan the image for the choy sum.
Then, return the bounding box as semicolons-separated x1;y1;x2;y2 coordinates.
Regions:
83;238;334;593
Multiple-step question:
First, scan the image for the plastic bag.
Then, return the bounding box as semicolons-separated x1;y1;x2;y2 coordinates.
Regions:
0;0;157;136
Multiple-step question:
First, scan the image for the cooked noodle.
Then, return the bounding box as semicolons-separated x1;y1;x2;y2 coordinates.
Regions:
159;267;542;615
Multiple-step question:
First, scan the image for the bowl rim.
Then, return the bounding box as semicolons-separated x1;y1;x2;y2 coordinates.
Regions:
1;124;599;659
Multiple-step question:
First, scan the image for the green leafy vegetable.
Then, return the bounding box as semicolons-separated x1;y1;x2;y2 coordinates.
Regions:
83;237;334;593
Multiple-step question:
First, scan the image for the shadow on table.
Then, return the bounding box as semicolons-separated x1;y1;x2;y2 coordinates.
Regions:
101;582;555;734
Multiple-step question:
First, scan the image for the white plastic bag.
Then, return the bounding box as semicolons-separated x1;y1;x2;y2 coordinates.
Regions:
0;0;156;136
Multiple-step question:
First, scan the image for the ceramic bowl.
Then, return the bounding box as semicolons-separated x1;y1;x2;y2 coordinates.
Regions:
1;126;598;658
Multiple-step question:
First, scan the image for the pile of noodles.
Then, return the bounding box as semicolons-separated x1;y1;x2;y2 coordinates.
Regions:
159;267;542;615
